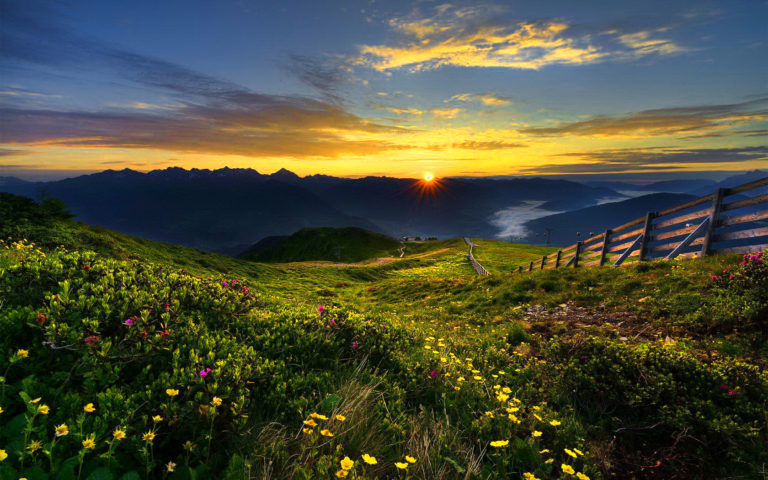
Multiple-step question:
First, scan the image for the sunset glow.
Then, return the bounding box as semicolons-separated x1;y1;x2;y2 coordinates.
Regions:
1;1;766;181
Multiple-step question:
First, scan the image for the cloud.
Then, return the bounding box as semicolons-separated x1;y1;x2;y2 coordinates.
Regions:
451;140;526;150
0;86;62;98
0;104;411;158
354;5;686;72
431;107;464;119
448;93;511;106
0;148;30;157
371;102;422;115
522;146;768;174
280;54;352;102
0;1;414;159
521;98;768;137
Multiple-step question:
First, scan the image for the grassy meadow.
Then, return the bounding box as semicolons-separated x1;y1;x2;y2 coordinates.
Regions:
0;195;766;480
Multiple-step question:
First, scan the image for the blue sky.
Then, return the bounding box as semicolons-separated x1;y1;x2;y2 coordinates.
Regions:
1;0;766;180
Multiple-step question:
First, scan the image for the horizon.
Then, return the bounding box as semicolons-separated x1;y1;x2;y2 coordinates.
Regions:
1;165;765;184
1;0;767;179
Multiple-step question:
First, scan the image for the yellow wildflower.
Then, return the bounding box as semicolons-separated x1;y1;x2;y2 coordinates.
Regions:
0;450;6;461
544;458;554;464
574;448;584;456
334;414;346;422
489;440;509;448
309;413;328;420
335;470;348;478
539;449;550;454
83;403;96;413
549;419;561;426
82;438;95;450
523;474;540;480
496;393;509;403
532;431;542;437
17;349;28;358
576;473;590;480
211;397;222;407
473;376;482;381
320;429;333;437
361;453;377;465
166;389;179;397
142;431;156;442
502;387;511;394
303;419;317;427
562;464;575;475
152;415;163;422
183;441;196;451
395;462;408;470
166;462;176;472
26;441;42;452
565;448;577;458
340;456;354;470
405;455;416;463
533;414;543;421
55;424;69;437
302;428;313;435
37;404;50;415
30;398;41;404
484;411;494;418
508;414;520;424
112;428;126;441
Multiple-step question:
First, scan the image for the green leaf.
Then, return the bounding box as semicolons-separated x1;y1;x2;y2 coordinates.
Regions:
318;394;340;411
85;468;114;480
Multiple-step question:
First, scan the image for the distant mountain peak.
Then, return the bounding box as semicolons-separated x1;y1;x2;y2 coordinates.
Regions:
270;168;301;180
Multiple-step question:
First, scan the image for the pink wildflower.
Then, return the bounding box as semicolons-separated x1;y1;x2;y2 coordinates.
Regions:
199;367;212;378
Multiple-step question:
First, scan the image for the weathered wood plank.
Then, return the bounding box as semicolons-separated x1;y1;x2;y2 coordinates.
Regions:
701;188;724;256
726;176;768;195
653;208;710;229
721;193;768;212
718;209;768;227
613;234;643;267
658;194;712;216
714;226;768;242
599;229;611;266
608;227;644;244
609;216;645;235
651;224;698;242
650;235;705;253
638;212;655;261
581;259;602;267
607;238;638;253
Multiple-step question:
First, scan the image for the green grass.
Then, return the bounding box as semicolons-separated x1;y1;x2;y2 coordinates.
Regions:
239;227;401;263
0;193;766;480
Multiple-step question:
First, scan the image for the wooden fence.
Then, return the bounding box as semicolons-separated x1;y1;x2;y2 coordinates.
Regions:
464;237;490;275
515;176;768;273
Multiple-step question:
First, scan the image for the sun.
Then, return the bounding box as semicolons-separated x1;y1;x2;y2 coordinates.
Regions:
424;173;434;182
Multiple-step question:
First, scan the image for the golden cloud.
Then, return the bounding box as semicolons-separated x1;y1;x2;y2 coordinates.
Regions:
356;6;685;72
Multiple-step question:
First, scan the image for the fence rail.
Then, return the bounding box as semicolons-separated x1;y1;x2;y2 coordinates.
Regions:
515;177;768;273
464;237;490;275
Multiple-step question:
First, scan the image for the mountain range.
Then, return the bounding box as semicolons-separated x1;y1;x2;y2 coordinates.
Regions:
0;168;764;253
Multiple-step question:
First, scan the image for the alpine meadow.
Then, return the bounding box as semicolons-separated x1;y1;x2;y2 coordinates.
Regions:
1;1;768;479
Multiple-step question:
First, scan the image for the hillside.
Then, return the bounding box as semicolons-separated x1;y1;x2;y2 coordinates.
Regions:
0;168;624;247
238;227;401;263
520;193;696;246
0;194;766;480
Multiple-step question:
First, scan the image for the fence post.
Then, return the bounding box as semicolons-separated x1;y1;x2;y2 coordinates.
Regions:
528;261;533;272
540;255;545;270
598;230;611;266
555;250;562;268
701;188;725;257
638;212;655;261
573;241;582;268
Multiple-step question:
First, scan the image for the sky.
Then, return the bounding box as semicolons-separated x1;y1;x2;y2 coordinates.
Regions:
0;0;767;181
